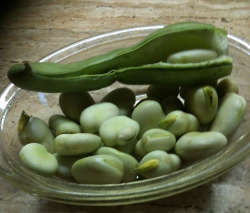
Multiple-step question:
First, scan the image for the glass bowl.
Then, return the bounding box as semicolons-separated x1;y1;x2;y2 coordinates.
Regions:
0;25;249;206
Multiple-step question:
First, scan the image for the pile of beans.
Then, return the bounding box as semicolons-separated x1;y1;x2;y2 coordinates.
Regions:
18;78;246;184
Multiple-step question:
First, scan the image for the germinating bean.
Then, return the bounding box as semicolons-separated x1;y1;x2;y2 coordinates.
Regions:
19;143;58;175
175;131;227;161
96;147;138;182
18;111;55;153
135;129;176;157
132;100;165;136
184;86;218;124
71;155;124;184
159;110;199;137
8;22;232;92
99;115;139;147
59;92;95;122
101;87;136;116
80;102;120;133
55;133;102;156
136;150;181;179
210;93;246;136
49;114;81;136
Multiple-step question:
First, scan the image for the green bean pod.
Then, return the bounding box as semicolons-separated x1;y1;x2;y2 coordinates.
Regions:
210;93;246;136
117;56;232;86
8;22;232;92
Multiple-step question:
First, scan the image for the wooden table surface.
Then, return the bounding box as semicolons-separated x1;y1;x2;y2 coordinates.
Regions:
0;0;250;212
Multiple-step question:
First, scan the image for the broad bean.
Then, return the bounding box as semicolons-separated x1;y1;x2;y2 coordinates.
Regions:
159;110;199;137
80;102;120;133
59;92;95;122
101;87;135;116
210;93;246;136
135;129;176;157
135;139;147;157
71;155;124;184
55;133;102;156
96;147;138;182
175;131;227;161
184;86;218;124
99;116;139;147
19;143;58;175
217;78;239;97
18;111;55;153
54;153;86;179
136;150;181;179
132;100;165;136
167;49;217;63
49;114;81;136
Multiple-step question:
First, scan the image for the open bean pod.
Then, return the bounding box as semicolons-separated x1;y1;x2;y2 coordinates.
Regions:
8;22;232;92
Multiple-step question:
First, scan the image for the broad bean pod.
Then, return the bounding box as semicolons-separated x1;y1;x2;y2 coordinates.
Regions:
8;22;232;92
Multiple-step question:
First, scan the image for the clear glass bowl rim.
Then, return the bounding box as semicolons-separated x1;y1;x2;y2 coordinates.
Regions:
0;25;249;206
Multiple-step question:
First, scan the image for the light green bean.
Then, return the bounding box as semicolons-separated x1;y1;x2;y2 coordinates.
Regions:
175;131;227;161
49;114;81;136
55;133;102;156
71;155;124;184
136;150;181;179
96;147;138;182
80;102;120;133
19;143;58;175
210;93;246;136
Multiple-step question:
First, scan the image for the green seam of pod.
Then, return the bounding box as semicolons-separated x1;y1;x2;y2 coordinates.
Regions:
8;22;232;93
116;56;232;86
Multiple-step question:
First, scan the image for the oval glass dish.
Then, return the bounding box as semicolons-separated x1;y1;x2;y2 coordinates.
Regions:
0;25;250;206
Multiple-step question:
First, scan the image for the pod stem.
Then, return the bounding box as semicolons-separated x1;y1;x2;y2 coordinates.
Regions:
18;111;30;133
135;159;159;173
